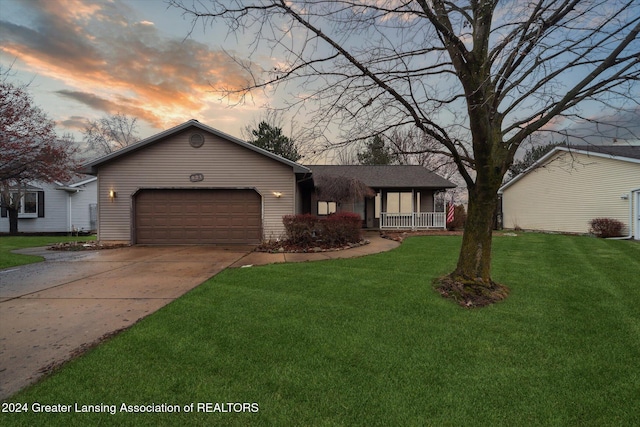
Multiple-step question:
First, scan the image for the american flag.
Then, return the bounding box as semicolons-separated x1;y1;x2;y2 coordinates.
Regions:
447;202;455;224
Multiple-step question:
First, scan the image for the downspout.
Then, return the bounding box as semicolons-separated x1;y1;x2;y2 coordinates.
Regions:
68;192;72;233
607;190;634;240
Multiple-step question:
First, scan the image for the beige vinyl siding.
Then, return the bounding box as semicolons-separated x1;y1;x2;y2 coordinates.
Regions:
502;151;640;234
97;129;295;243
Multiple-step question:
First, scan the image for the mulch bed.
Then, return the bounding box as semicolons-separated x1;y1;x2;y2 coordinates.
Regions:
48;241;129;251
256;239;370;253
434;276;510;308
380;230;464;242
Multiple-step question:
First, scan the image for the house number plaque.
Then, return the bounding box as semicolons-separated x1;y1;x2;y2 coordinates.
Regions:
190;173;204;182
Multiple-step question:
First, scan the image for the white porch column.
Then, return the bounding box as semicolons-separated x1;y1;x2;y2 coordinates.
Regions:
443;192;447;229
411;189;415;229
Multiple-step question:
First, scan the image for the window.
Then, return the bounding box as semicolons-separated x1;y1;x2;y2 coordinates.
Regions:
22;192;37;215
1;192;44;218
317;201;337;216
385;192;414;214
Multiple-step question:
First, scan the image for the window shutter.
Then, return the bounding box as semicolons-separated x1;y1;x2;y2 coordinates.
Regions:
37;191;45;217
1;194;6;217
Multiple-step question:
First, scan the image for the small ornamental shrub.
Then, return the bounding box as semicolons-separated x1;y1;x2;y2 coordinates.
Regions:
282;212;362;247
283;214;318;245
589;217;624;238
447;204;467;231
320;212;362;246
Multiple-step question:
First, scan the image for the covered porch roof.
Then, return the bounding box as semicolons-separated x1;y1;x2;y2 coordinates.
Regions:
305;165;456;190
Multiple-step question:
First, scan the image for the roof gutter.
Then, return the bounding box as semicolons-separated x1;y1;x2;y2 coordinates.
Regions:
55;186;81;193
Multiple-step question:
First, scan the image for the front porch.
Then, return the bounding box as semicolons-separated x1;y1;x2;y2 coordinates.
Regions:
300;164;456;231
378;188;447;230
380;211;446;229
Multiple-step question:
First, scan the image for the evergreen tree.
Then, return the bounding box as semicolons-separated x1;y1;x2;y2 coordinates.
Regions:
248;121;301;162
508;142;562;180
357;136;395;165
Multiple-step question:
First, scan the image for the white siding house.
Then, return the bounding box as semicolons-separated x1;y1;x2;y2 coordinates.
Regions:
0;177;97;234
499;146;640;239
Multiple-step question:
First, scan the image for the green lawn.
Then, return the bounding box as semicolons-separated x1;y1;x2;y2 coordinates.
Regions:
2;234;639;426
0;235;96;269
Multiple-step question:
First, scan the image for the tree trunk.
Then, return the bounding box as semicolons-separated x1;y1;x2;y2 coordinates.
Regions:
452;179;499;284
437;112;510;306
436;161;510;307
8;207;19;235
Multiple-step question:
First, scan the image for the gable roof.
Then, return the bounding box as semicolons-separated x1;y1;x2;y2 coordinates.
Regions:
571;145;640;160
82;119;311;174
4;175;96;192
306;165;456;189
499;145;640;193
56;175;97;193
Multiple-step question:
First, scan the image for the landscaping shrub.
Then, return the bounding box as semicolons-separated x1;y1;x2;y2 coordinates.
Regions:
282;212;362;247
320;212;362;246
589;217;624;238
447;204;467;230
283;214;318;245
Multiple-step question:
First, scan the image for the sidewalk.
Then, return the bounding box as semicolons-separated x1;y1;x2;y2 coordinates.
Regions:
230;232;400;268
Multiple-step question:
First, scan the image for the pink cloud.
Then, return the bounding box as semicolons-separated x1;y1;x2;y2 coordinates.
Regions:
0;0;252;130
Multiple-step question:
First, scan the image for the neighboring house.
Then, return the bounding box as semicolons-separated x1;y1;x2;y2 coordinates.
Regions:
498;145;640;239
0;176;97;234
83;120;456;245
302;165;456;229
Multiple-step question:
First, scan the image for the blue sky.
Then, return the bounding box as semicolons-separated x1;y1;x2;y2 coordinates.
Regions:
0;0;274;141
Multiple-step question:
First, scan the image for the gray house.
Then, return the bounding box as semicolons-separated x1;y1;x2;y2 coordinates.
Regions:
83;120;455;245
302;165;456;229
1;176;97;234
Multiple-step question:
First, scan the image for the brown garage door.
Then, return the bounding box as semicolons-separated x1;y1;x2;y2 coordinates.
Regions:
135;189;261;244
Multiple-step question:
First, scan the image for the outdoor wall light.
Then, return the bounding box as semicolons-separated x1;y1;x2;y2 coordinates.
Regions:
620;194;629;200
109;190;117;199
273;191;283;198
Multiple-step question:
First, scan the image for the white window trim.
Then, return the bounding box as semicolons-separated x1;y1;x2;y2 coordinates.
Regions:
317;201;337;216
12;192;39;218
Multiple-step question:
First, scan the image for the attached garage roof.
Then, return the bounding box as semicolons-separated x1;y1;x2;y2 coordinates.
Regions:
82;119;311;174
305;165;456;189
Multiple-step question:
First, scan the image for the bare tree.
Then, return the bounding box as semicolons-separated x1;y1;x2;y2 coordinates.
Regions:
83;113;139;156
1;78;79;234
314;174;375;203
170;0;640;304
387;128;458;180
388;128;465;210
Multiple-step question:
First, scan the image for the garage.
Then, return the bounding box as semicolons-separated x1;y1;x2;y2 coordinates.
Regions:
135;189;262;245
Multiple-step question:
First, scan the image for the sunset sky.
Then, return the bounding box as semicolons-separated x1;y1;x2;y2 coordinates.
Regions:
0;0;275;143
1;0;638;162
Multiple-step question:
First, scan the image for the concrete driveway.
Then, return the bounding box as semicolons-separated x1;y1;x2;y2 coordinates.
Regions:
0;245;251;400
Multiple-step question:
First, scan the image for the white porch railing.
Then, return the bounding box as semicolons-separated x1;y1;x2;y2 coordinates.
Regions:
380;212;446;229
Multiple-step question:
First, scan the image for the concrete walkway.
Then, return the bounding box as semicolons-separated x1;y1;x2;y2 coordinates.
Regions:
230;231;400;267
0;233;399;400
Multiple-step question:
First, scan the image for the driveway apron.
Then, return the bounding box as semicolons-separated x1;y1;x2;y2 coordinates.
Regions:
0;245;250;400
